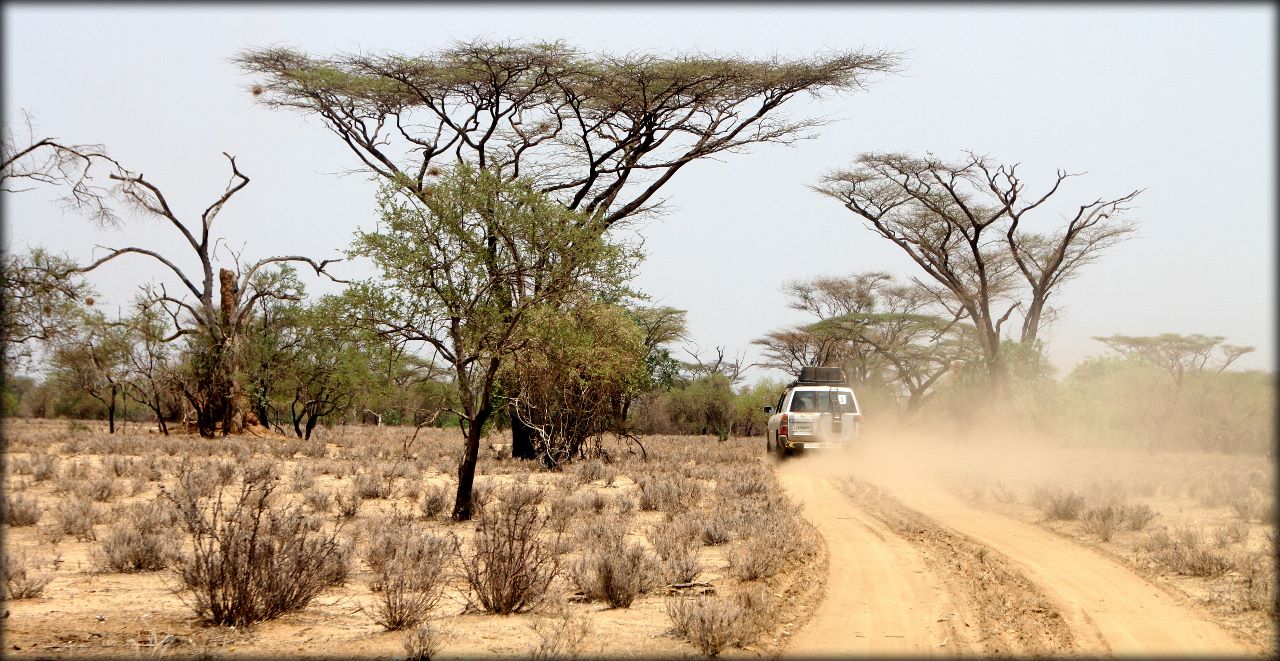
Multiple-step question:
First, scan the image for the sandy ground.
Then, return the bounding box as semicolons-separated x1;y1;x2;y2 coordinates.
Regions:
778;470;957;656
774;446;1261;658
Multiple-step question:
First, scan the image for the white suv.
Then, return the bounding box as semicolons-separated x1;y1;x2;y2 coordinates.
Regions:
764;367;862;458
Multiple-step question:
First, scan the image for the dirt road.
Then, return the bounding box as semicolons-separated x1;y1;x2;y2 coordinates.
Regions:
777;456;1251;657
777;470;959;656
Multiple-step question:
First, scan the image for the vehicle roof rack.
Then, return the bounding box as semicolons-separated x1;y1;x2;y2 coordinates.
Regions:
794;365;847;385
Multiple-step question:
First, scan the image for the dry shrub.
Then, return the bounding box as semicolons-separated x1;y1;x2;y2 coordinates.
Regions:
3;493;43;526
1040;489;1085;521
649;516;702;584
571;530;660;608
1141;526;1235;578
355;472;394;500
335;484;364;519
637;473;702;513
78;475;122;503
529;596;593;661
1236;550;1277;613
700;516;732;546
716;465;771;499
403;620;449;661
419;484;451;520
2;551;54;599
48;495;98;542
303;487;332;513
576;459;607;485
166;464;350;626
1212;521;1249;547
665;594;750;657
1082;506;1121;542
723;497;808;581
546;491;582;536
290;464;316;493
1121;503;1157;530
93;501;180;572
25;453;59;482
364;524;455;630
103;456;136;478
458;483;558;614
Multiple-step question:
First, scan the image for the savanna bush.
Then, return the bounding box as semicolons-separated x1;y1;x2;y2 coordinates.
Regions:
166;464;350;626
3;494;43;526
665;594;750;657
2;551;54;599
457;483;558;614
364;523;455;630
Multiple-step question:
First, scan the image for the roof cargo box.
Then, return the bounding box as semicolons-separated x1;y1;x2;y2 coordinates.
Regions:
799;366;846;384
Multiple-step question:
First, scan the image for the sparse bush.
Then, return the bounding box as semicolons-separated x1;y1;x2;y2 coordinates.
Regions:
1042;490;1085;521
576;459;607;485
290;464;316;493
365;525;455;630
355;472;394;500
571;537;659;608
637;473;702;513
529;599;592;661
166;464;350;626
665;594;749;657
700;517;732;546
335;485;364;519
546;493;581;535
403;620;449;661
458;483;559;614
49;496;98;542
78;475;121;503
1142;526;1235;578
1121;503;1157;530
93;522;177;572
419;484;450;520
1213;521;1249;547
649;516;702;584
303;487;332;513
1082;506;1121;542
3;493;43;526
2;552;54;599
1236;551;1276;613
615;494;635;515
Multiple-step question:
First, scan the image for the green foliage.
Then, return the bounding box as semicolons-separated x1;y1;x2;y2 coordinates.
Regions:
1;248;94;368
503;299;647;464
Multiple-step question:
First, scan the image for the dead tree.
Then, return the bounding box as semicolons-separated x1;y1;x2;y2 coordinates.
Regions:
73;154;343;437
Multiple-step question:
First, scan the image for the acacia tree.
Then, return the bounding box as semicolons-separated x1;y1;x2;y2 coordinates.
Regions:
283;294;391;440
121;299;182;434
71;154;342;437
347;164;634;520
48;309;130;432
236;40;900;455
503;299;647;467
1;249;94;369
756;272;972;413
815;153;1140;388
1093;333;1255;387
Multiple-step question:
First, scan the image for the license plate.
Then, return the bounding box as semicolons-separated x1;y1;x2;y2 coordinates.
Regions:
792;421;813;433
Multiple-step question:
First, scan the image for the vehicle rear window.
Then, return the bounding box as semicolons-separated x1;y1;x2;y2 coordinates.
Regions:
788;390;858;414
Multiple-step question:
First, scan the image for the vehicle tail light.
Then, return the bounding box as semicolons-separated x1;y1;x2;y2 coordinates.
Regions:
779;413;788;436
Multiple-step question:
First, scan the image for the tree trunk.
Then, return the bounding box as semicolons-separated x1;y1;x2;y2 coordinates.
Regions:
510;404;537;460
452;416;486;521
304;413;319;440
107;385;117;434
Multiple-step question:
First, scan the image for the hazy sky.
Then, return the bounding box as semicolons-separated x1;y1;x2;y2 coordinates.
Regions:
3;3;1274;382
